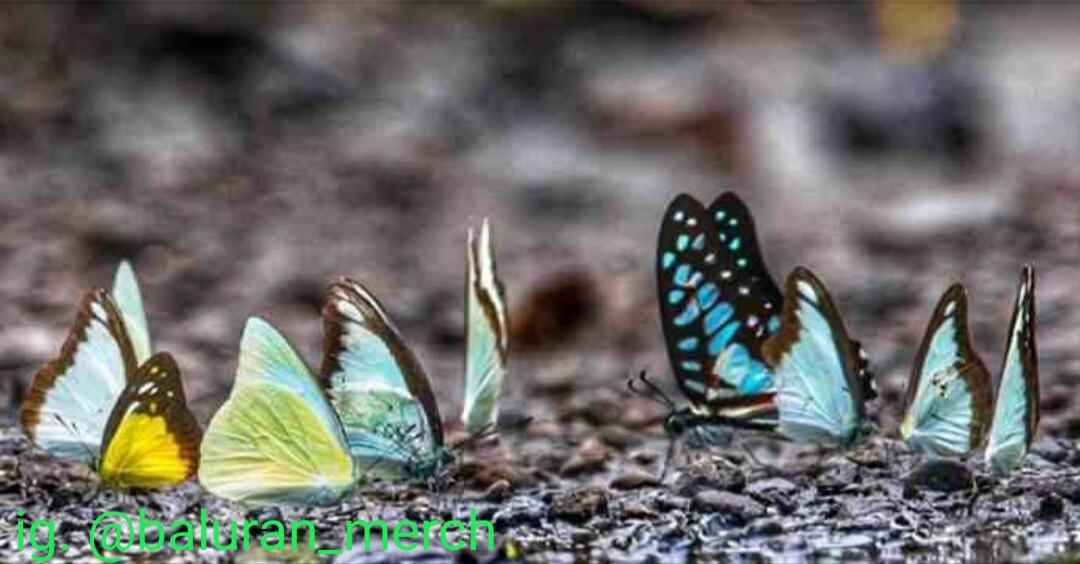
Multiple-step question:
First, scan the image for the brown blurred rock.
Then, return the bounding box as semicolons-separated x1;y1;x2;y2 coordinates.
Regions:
510;270;598;351
559;436;610;477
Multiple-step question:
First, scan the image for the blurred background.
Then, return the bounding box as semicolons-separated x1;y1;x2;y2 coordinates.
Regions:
1;2;1079;440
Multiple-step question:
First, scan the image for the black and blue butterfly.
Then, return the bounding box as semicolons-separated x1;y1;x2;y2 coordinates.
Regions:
644;192;876;473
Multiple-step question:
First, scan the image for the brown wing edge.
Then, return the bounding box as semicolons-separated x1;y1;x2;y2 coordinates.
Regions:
320;278;445;446
466;220;508;376
761;267;866;419
998;264;1039;449
100;352;202;482
903;283;994;449
19;289;138;443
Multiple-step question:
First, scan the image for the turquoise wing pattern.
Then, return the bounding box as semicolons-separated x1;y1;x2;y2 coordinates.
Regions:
985;266;1040;476
763;267;868;447
111;261;152;365
900;284;992;457
320;278;446;480
461;218;508;434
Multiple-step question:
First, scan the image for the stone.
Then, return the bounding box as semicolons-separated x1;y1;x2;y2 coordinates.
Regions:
551;487;610;524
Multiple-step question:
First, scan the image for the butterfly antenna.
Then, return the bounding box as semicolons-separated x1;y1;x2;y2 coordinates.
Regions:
627;370;676;410
450;416;533;452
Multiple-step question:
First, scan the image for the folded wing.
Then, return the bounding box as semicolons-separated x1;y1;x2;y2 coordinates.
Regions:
320;279;444;480
20;290;136;463
985;266;1039;476
763;267;868;447
111;261;152;365
199;318;353;505
900;284;993;457
99;352;201;489
462;219;509;434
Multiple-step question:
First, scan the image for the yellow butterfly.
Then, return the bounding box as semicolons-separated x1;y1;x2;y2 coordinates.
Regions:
20;262;201;489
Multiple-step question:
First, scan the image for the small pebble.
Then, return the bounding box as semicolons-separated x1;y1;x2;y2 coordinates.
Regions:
551;487;610;524
610;470;660;491
690;490;766;524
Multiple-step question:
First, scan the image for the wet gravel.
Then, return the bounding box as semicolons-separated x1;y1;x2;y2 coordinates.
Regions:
2;4;1080;563
2;429;1080;563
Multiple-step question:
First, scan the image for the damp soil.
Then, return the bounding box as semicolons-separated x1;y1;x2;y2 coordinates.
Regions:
2;429;1080;563
3;4;1080;563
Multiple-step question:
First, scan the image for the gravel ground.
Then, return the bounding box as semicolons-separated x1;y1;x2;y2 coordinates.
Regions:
3;4;1080;563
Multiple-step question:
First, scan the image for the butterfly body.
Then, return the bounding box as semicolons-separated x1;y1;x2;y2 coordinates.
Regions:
20;262;201;490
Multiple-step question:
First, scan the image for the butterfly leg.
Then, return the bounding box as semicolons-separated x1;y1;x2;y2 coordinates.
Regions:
659;435;683;482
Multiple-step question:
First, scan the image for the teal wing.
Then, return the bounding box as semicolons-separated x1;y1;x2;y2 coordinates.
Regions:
111;261;152;365
900;284;993;457
762;267;868;447
19;290;137;463
461;219;508;434
985;266;1039;476
320;278;445;480
199;318;354;505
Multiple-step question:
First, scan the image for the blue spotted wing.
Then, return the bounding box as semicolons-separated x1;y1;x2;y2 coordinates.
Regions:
656;192;782;404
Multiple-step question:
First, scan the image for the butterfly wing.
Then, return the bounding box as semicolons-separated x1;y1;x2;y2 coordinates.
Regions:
763;267;868;447
900;284;993;457
320;278;444;479
20;290;137;463
657;193;783;404
111;261;152;365
461;219;509;434
98;352;201;489
985;266;1040;476
199;318;354;505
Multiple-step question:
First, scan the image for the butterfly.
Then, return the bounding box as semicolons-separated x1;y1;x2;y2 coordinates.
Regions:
19;261;201;490
984;266;1039;476
648;193;873;457
649;192;784;454
762;267;875;448
199;219;510;504
899;284;993;458
899;267;1039;475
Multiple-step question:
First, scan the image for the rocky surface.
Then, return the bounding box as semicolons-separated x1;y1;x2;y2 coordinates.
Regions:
2;3;1080;562
2;429;1080;562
